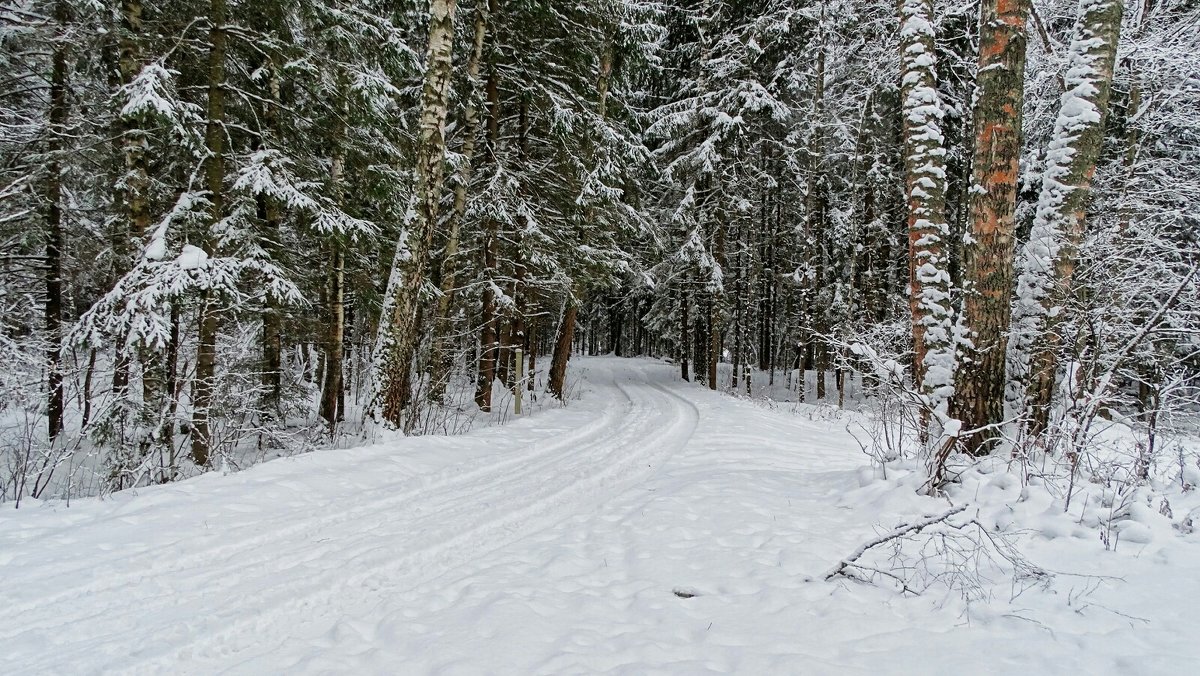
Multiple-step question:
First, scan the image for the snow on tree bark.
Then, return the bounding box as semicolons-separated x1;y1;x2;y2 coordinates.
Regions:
1007;0;1123;437
899;0;956;427
373;0;460;429
954;0;1030;455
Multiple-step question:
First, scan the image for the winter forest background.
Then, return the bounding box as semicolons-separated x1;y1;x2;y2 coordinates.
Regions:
1;0;1197;503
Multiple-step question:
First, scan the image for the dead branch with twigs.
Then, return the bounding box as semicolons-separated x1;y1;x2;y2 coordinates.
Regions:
825;504;1052;601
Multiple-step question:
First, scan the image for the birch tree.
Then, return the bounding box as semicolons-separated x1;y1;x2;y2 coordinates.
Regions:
1007;0;1124;438
428;0;492;405
374;0;460;429
898;0;956;434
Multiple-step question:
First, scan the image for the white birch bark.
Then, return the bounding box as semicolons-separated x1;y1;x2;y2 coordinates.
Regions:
899;0;956;420
372;0;460;428
1006;0;1123;434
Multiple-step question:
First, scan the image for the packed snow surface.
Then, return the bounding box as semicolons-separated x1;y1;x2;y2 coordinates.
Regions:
1;358;1197;674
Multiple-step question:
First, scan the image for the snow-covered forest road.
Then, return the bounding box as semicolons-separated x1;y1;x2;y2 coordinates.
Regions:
1;358;1196;674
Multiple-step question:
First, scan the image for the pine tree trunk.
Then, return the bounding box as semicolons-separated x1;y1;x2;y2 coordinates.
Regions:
319;95;348;433
547;292;579;398
259;60;283;416
191;0;228;467
375;0;460;427
899;0;956;428
708;215;725;390
679;284;690;381
545;298;574;399
548;37;614;397
505;96;530;394
1008;0;1123;437
429;0;492;404
474;38;503;413
732;273;742;391
161;303;180;456
507;275;525;393
475;223;499;411
837;368;847;408
816;350;827;401
81;348;96;428
44;1;68;440
955;0;1030;455
117;0;160;424
319;245;345;432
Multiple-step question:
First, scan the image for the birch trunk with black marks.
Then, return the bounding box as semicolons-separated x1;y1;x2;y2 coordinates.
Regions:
899;0;956;435
1007;0;1123;438
374;0;460;428
429;0;491;404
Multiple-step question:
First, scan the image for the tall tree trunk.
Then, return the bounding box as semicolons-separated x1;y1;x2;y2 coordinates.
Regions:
504;95;530;396
115;0;157;418
191;0;228;467
816;348;827;401
374;0;461;427
1008;0;1123;438
161;303;181;460
547;299;576;399
259;60;284;416
548;36;614;399
319;245;345;432
44;0;68;441
319;95;348;433
899;0;956;433
707;213;725;390
474;56;502;412
679;283;690;381
81;348;96;428
429;0;492;404
707;297;718;388
475;228;499;411
954;0;1030;455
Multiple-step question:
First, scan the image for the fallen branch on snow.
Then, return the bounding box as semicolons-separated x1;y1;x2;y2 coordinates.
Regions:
824;504;1052;601
824;505;967;582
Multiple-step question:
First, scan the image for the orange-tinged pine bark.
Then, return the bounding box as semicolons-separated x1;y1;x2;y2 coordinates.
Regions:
954;0;1030;455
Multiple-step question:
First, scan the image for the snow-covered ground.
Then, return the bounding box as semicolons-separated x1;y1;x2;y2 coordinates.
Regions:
1;357;1197;674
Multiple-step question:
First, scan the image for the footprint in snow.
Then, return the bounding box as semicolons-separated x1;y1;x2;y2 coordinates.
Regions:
672;586;701;598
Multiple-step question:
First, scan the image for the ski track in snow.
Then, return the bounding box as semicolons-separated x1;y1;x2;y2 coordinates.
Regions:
1;367;631;633
2;359;701;674
2;357;1197;675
